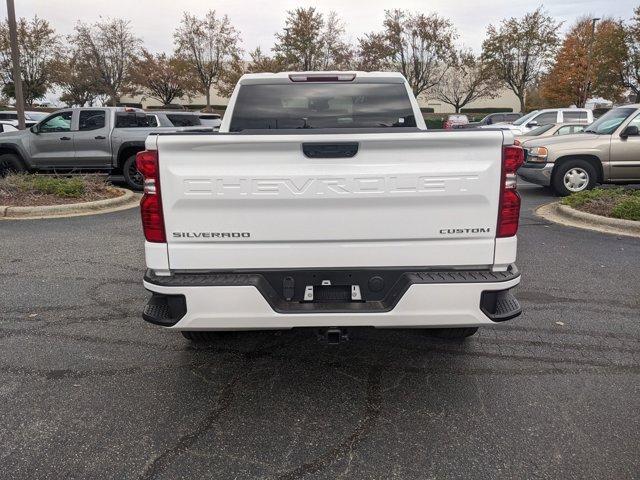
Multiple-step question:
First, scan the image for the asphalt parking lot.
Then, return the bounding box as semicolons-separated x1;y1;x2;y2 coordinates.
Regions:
1;182;639;480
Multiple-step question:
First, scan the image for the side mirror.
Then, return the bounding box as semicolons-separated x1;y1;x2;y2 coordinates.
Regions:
30;125;39;134
526;121;538;128
621;125;639;139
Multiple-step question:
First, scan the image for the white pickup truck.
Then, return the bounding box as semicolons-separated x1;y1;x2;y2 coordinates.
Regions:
137;71;524;343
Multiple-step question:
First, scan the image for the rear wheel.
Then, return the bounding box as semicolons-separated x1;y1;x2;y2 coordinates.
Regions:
181;331;219;342
427;327;478;340
551;160;597;196
122;153;143;190
0;153;25;177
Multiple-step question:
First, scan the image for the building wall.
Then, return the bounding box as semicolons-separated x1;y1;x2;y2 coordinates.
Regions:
418;88;522;113
121;85;522;113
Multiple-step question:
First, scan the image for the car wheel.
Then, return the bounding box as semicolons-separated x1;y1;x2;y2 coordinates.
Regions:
427;327;478;340
181;331;218;342
123;153;143;191
551;160;597;196
0;153;25;177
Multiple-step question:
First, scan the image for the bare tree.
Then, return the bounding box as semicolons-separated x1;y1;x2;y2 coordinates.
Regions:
621;7;640;102
318;11;354;70
482;7;561;112
435;50;498;112
131;50;197;106
358;10;456;98
273;8;353;71
174;10;241;110
0;15;61;106
71;18;141;106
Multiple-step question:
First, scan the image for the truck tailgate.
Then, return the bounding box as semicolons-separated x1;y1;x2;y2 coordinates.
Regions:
154;130;506;270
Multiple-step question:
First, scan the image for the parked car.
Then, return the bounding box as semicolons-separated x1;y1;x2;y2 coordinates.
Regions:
442;114;469;129
0;107;210;189
515;123;586;146
482;108;593;135
467;112;522;127
518;105;640;195
197;112;222;129
146;110;203;127
137;71;523;342
0;110;49;128
0;121;18;133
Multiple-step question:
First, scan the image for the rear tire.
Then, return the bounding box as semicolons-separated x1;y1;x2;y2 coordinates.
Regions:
122;153;143;190
551;160;597;196
427;327;478;340
181;331;218;342
0;153;25;177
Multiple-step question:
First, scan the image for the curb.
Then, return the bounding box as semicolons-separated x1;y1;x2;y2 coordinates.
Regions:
536;201;640;238
0;188;139;220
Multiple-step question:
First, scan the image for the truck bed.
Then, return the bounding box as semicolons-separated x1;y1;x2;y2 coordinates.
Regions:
150;129;509;271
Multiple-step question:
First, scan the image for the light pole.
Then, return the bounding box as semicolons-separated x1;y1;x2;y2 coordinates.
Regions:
583;17;600;108
5;0;25;129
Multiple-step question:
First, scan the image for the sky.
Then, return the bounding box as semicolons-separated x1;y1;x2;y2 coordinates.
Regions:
1;0;637;105
2;0;637;55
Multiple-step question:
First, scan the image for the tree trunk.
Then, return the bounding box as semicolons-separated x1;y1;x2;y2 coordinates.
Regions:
205;89;211;110
518;95;526;114
635;90;640;103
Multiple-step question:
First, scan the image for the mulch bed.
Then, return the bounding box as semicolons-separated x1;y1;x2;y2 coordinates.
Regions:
574;196;619;217
0;175;124;207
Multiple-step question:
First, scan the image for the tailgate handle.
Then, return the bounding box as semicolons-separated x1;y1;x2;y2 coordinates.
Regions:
302;142;358;158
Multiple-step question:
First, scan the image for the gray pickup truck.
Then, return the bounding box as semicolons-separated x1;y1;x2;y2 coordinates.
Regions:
0;107;209;189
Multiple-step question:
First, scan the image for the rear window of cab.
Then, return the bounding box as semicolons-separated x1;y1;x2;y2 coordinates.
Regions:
229;83;417;131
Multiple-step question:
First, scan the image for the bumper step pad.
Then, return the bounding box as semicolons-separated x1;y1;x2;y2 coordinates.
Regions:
142;293;187;326
480;289;522;322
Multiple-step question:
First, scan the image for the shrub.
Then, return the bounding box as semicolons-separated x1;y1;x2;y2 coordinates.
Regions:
21;176;86;197
424;118;444;129
611;197;640;221
561;188;620;208
563;187;640;221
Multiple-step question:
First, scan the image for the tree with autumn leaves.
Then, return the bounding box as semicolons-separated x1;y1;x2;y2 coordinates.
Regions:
541;18;627;107
2;8;640;110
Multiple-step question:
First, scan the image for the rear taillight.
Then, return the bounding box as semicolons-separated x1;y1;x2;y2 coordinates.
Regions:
136;150;165;243
497;145;525;238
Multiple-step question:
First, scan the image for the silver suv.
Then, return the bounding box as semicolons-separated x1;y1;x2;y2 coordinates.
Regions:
482;108;594;135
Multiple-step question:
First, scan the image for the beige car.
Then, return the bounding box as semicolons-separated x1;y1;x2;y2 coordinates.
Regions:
518;105;640;196
515;123;586;146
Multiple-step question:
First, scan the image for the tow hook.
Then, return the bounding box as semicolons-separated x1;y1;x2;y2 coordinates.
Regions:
317;328;349;345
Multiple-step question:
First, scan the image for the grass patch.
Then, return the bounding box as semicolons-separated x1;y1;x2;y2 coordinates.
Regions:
562;188;640;221
0;173;122;206
611;196;640;221
15;175;86;197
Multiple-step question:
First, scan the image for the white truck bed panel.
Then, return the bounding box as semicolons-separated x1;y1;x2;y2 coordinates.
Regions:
157;131;505;270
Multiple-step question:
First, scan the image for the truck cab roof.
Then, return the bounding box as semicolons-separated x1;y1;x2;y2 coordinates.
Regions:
238;71;407;84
